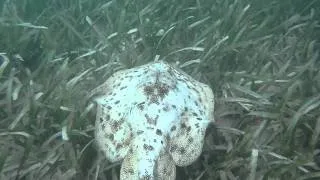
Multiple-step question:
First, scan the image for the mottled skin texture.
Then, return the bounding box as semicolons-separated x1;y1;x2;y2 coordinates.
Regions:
93;61;214;179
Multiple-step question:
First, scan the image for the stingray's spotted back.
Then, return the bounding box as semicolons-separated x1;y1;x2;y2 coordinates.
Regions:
94;61;214;179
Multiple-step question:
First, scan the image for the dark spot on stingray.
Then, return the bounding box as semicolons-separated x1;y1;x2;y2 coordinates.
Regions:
162;105;169;112
109;134;114;141
158;84;169;98
142;174;152;179
145;114;158;125
114;100;120;104
187;126;191;133
116;143;123;150
99;117;103;123
124;75;133;79
137;102;145;110
179;147;186;154
181;123;187;129
150;95;159;104
119;86;127;90
195;88;201;95
128;168;135;175
111;121;120;131
170;144;177;152
143;86;154;96
170;125;176;132
143;144;154;151
156;129;162;136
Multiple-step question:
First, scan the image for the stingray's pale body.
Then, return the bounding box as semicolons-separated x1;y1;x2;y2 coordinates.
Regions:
93;61;214;179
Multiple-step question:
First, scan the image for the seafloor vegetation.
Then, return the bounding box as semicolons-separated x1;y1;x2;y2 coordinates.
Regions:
0;0;319;179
